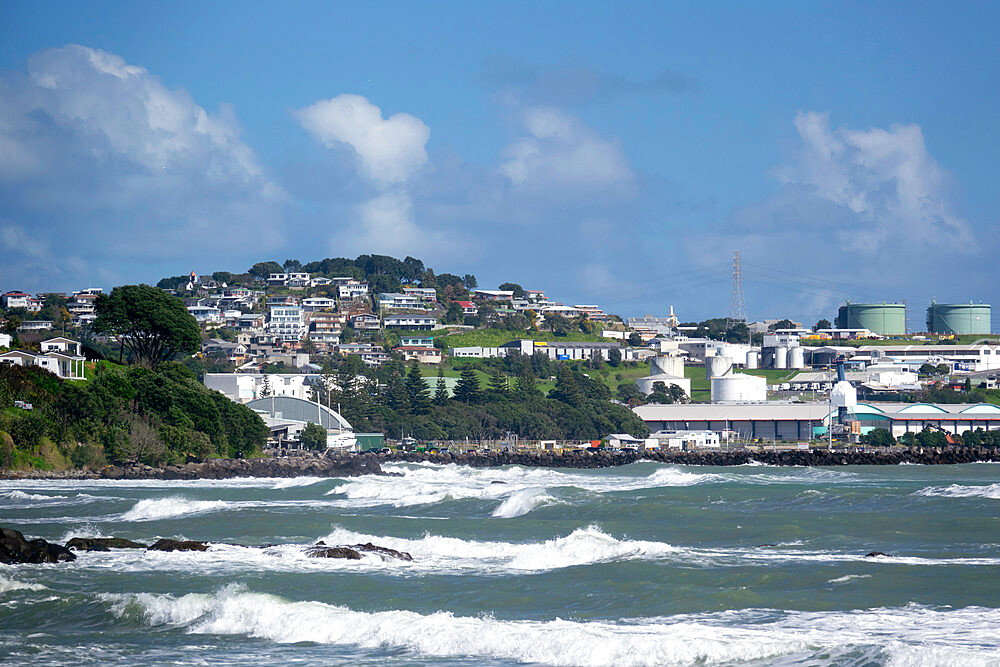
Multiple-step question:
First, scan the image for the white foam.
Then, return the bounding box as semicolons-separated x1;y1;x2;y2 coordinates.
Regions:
0;575;48;593
104;586;1000;666
491;488;557;518
915;483;1000;500
828;574;872;584
0;490;67;501
120;497;230;521
270;477;325;489
58;524;111;542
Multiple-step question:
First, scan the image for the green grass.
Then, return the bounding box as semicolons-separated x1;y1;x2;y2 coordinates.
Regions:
440;328;605;348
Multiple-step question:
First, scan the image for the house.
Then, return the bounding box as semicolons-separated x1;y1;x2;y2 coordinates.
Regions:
268;306;306;342
266;273;289;286
378;292;421;310
265;295;299;307
350;313;380;330
473;289;514;301
0;333;11;348
338;280;370;301
1;292;32;309
0;349;86;380
393;346;443;364
187;305;223;323
525;290;547;302
383;315;436;330
40;337;82;356
399;336;434;348
237;313;266;332
455;300;477;316
302;297;337;312
67;293;99;318
402;286;437;302
310;276;333;287
286;272;311;288
204;372;317;403
17;320;53;331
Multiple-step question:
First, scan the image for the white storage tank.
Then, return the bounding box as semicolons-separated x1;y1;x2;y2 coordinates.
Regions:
774;346;788;369
746;350;759;369
705;355;732;380
789;347;805;370
636;374;692;397
711;374;767;403
650;355;684;378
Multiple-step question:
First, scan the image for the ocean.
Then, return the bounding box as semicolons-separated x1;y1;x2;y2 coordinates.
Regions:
2;460;1000;665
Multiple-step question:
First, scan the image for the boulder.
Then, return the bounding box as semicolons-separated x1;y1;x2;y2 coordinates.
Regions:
349;542;413;561
306;541;362;559
67;537;147;551
147;538;209;552
864;551;893;558
0;527;76;564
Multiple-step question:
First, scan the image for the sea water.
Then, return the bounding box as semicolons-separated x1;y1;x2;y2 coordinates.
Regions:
1;461;999;665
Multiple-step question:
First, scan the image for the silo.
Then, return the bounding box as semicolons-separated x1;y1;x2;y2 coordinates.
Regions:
788;347;805;369
926;301;991;335
762;348;775;369
746;350;760;369
836;302;907;336
774;346;788;369
711;374;767;403
705;355;732;380
650;355;684;377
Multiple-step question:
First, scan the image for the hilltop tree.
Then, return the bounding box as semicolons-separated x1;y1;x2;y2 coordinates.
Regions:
813;318;832;332
248;261;283;280
499;282;525;298
93;285;200;368
463;274;477;289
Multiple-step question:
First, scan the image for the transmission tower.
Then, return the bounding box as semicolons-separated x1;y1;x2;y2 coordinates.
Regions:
727;250;747;331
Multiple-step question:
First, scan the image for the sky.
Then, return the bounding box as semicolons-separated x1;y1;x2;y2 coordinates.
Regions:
1;1;997;330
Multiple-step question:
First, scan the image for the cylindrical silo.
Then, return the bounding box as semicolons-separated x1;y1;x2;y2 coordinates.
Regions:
650;355;684;377
711;374;767;403
774;346;788;369
705;355;732;379
789;347;805;369
836;302;907;336
762;348;775;369
746;350;759;369
925;301;991;335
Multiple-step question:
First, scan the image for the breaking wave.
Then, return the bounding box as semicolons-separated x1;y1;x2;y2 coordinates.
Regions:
104;586;1000;666
0;490;68;501
121;497;231;521
0;575;49;593
491;488;557;518
916;484;1000;500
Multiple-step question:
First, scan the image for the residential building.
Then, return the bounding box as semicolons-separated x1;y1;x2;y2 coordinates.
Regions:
17;320;53;331
525;290;547;302
67;293;99;319
286;272;311;288
187;305;222;323
378;292;422;310
393;346;443;364
338;280;370;301
268;306;306;342
302;297;336;312
402;286;437;302
455;300;477;316
2;292;32;309
350;313;380;330
473;289;514;301
399;336;434;348
383;314;436;330
39;337;82;356
0;349;86;380
266;273;289;286
205;372;317;403
0;333;11;348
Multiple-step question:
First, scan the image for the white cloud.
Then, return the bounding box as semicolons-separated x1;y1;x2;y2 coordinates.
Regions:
294;94;430;186
777;111;972;249
498;107;634;196
0;44;283;277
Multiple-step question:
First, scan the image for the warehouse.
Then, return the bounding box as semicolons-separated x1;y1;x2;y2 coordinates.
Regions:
633;402;1000;441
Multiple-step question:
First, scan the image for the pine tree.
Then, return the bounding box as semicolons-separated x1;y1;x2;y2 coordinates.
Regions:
260;374;272;398
433;367;449;405
405;363;431;415
489;368;509;395
453;366;482;404
381;362;410;414
550;365;583;407
514;366;540;397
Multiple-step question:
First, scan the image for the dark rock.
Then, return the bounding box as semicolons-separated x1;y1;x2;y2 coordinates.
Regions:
349;542;413;561
306;543;362;559
864;551;893;558
67;537;148;551
0;527;76;564
147;538;209;552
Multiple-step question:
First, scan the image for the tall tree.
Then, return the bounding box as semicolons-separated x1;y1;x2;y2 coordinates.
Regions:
549;365;583;407
453;367;482;404
405;363;431;415
463;274;477;289
93;285;201;368
433;367;449;406
514;366;540;398
489;368;509;395
813;318;832;331
381;362;410;414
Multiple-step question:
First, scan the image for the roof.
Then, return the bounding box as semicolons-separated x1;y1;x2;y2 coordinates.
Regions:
394;346;441;352
634;401;1000;423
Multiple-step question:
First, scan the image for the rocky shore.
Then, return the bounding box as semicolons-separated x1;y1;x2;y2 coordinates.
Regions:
2;446;998;480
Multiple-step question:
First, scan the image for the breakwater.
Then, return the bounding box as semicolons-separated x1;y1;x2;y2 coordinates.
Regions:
2;446;998;480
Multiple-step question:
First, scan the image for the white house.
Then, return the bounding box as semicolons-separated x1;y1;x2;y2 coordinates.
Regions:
383;315;436;330
378;292;421;310
187;305;223;323
302;297;336;312
1;292;31;309
402;286;437;302
338;280;369;301
0;333;11;348
268;306;306;342
40;337;82;356
0;349;86;380
204;372;316;403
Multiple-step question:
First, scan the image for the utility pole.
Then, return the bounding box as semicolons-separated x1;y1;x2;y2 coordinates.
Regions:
727;250;748;342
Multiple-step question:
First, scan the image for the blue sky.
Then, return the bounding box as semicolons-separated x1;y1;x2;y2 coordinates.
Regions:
1;1;997;329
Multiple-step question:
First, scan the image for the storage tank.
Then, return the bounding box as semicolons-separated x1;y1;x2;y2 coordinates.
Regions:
761;348;775;369
926;301;991;335
636;374;692;397
746;350;759;369
774;346;788;369
788;347;805;370
705;355;732;380
836;302;907;336
711;374;767;403
650;355;684;378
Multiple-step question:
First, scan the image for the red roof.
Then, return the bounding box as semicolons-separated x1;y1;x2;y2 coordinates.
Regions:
455;301;474;308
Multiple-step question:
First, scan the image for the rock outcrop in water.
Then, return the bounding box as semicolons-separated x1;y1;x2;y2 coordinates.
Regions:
0;527;76;564
67;537;147;551
306;540;413;561
147;538;209;552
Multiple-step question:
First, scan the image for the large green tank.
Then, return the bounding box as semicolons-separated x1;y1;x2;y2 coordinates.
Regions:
926;301;991;335
835;302;907;336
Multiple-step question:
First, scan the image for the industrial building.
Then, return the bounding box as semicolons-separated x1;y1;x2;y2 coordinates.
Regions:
245;395;356;449
836;302;907;336
633;402;1000;441
926;301;991;335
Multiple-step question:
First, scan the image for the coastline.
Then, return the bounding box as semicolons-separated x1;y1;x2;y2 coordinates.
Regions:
2;446;998;480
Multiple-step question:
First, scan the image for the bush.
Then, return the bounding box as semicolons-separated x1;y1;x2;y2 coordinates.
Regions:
299;422;327;450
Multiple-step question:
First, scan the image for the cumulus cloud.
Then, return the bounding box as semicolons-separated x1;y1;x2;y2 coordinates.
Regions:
294;94;430;186
0;44;283;289
498;107;634;197
774;111;972;249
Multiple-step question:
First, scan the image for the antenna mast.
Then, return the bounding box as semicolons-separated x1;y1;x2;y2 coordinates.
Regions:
727;250;747;334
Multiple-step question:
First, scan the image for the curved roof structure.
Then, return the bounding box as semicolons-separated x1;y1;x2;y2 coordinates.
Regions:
246;396;352;431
